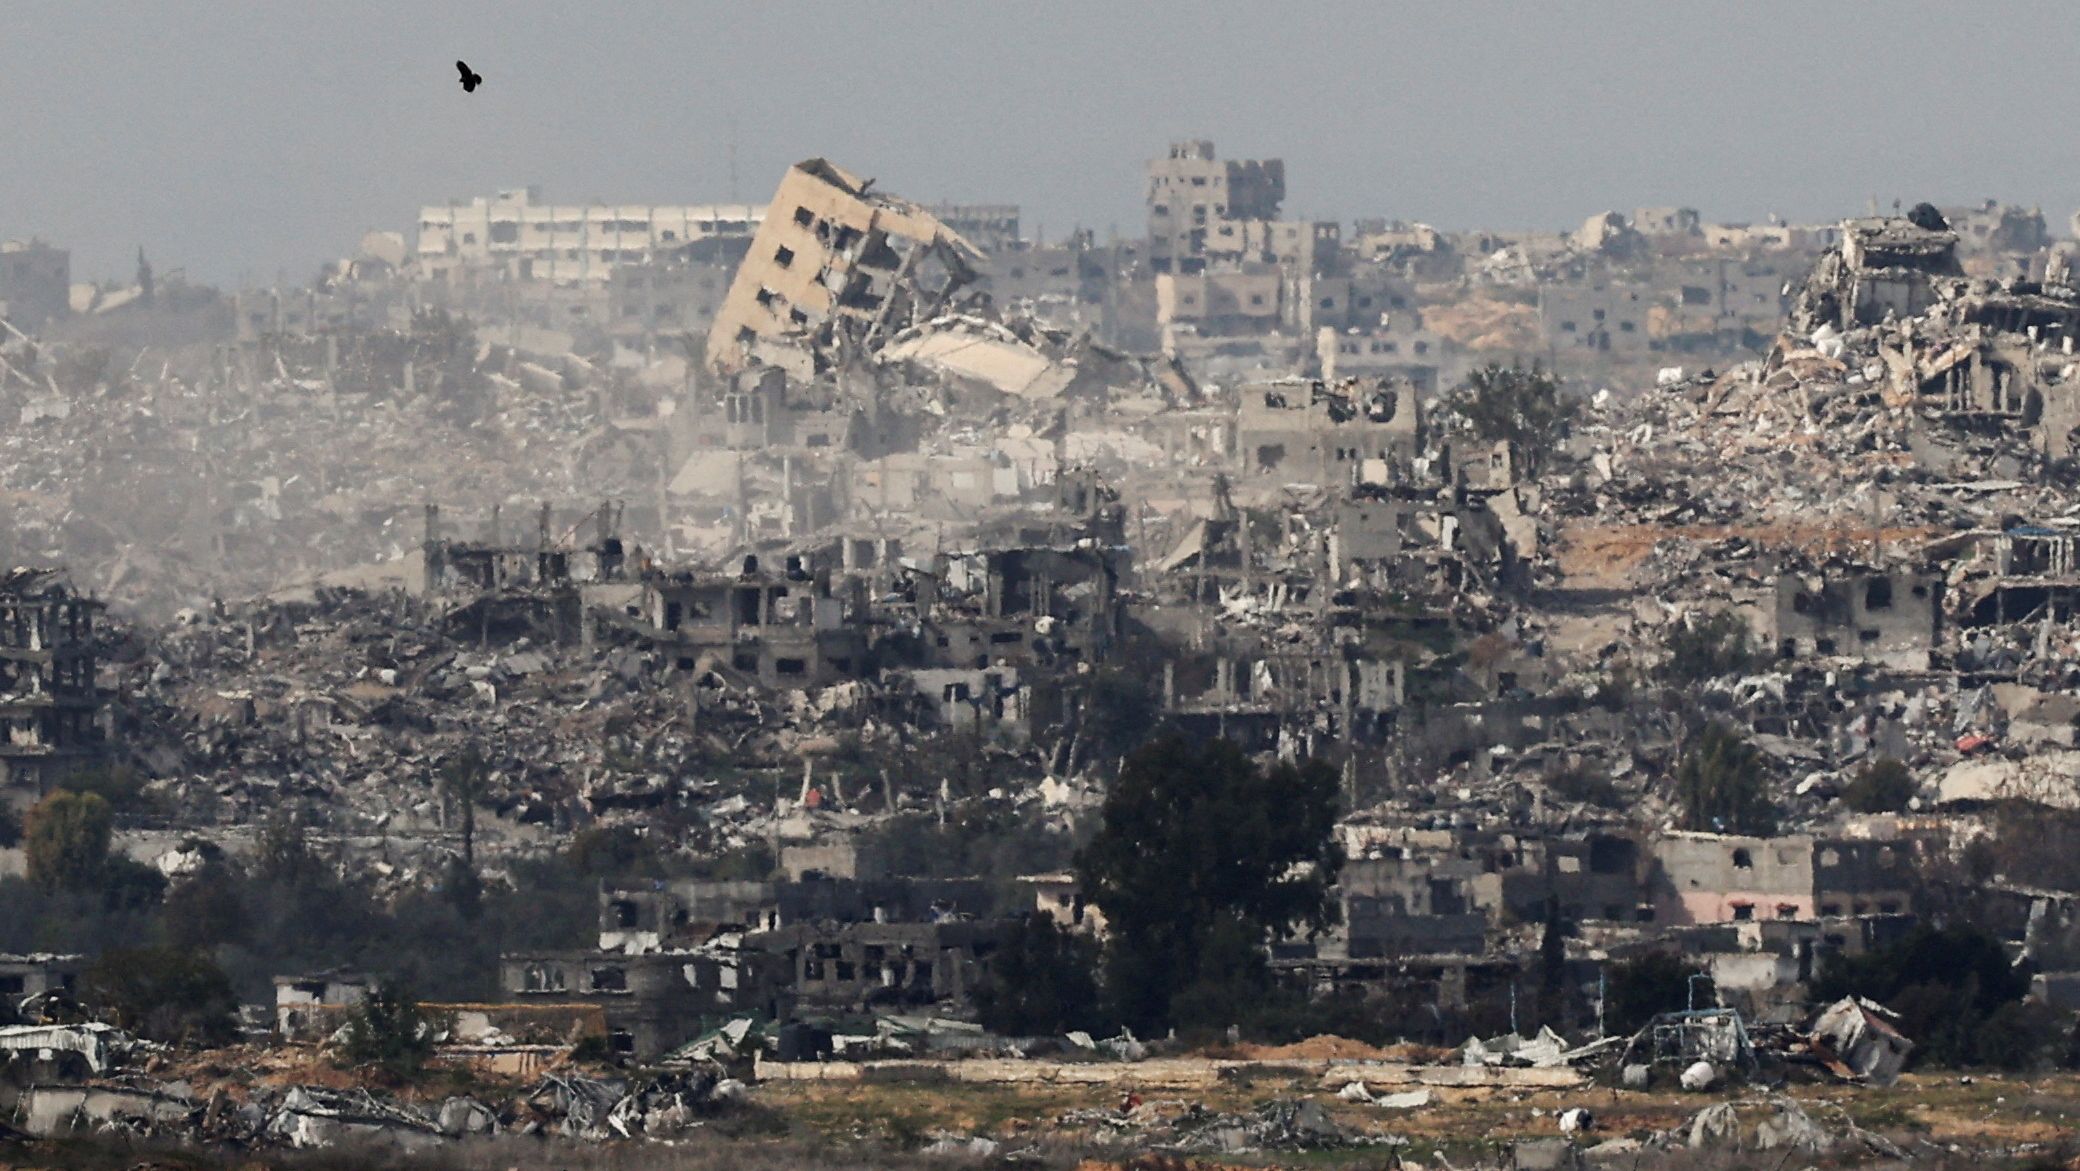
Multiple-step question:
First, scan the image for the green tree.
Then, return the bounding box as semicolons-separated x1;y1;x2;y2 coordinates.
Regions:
85;946;238;1046
1079;668;1162;772
1076;736;1343;1034
1843;757;1916;814
253;816;330;889
1674;721;1775;835
1813;925;2032;1068
1536;898;1572;1030
1604;951;1713;1035
1444;363;1579;475
337;982;438;1078
1662;610;1760;684
438;748;491;873
973;914;1106;1037
1974;803;2080;893
24;790;113;892
1972;1000;2072;1072
437;750;493;919
162;860;247;951
53;763;151;812
1163;913;1286;1037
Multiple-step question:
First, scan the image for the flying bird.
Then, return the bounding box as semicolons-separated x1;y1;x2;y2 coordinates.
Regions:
456;60;482;93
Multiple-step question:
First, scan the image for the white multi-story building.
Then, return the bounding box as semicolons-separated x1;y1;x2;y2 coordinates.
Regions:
415;187;764;284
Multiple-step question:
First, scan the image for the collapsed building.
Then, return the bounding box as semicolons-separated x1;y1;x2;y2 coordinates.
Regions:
706;159;985;378
504;842;1003;1059
0;568;106;797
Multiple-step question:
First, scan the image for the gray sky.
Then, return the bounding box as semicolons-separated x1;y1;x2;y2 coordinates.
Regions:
7;0;2080;286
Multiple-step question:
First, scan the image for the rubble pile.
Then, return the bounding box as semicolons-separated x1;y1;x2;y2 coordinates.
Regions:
0;312;659;621
1057;1096;1393;1156
1653;1095;1906;1160
3;1066;745;1150
106;585;1082;879
1544;213;2080;820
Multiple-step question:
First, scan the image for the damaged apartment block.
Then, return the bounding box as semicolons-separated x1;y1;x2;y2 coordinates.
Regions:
503;841;1003;1059
0;568;107;798
707;159;985;378
421;502;630;646
1773;564;1941;669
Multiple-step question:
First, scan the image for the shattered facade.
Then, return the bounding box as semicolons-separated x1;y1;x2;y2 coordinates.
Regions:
0;568;105;794
706;159;984;377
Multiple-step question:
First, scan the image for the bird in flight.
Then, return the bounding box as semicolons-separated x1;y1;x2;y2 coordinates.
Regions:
456;60;482;93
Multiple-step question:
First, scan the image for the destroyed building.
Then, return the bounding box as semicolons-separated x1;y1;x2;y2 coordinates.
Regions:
500;949;789;1060
1145;139;1287;275
1791;214;1964;331
273;972;372;1041
1318;324;1448;389
606;249;743;343
927;203;1022;255
1538;283;1653;355
421;503;629;646
1236;377;1423;481
0;954;81;1006
0;239;70;330
706;159;985;377
626;558;866;688
1334;852;1488;957
499;847;1005;1056
1773;567;1941;669
1649;833;1918;927
0;568;106;795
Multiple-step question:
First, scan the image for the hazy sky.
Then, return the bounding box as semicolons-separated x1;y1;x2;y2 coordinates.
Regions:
7;0;2080;286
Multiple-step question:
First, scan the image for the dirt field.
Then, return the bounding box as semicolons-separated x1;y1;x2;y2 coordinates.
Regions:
753;1065;2080;1165
6;1064;2080;1170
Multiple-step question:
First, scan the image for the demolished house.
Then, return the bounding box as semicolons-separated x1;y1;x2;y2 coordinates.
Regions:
1791;212;1964;332
491;835;1013;1060
1806;996;1912;1086
1236;376;1422;483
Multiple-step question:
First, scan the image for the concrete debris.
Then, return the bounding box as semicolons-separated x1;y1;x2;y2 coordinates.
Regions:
0;1024;150;1077
1806;995;1914;1086
1335;1081;1432;1109
1664;1095;1905;1160
924;1135;1002;1157
1463;1026;1572;1068
435;1096;497;1137
263;1086;443;1151
1511;1136;1583;1171
1057;1095;1398;1155
11;1084;197;1139
1;1065;750;1150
